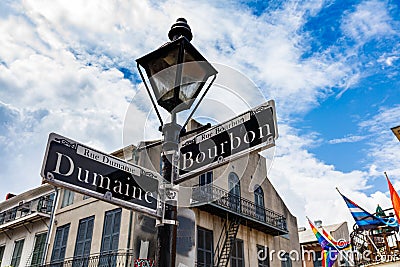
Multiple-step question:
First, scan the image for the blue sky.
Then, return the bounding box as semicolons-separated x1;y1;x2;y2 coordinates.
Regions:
0;0;400;228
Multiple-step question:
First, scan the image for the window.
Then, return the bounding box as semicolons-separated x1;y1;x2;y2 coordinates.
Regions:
31;232;47;266
281;252;292;267
11;239;25;267
257;245;269;267
0;245;5;265
83;195;91;200
199;171;213;201
231;239;244;267
197;227;213;267
51;224;70;264
61;189;74;208
199;171;213;186
313;251;322;267
99;208;122;267
73;216;94;267
254;186;266;221
228;172;241;212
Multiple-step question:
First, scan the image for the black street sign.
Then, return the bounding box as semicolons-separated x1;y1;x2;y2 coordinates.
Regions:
177;100;278;183
391;125;400;142
41;133;160;218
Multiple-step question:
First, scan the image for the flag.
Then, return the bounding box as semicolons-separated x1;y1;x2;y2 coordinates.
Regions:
386;173;400;223
308;218;338;267
337;189;398;230
322;250;339;267
320;227;351;250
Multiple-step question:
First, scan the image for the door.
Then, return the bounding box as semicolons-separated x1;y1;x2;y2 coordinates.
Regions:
199;171;213;201
254;186;266;222
228;172;241;212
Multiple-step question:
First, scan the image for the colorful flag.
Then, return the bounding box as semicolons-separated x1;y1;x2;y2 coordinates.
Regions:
322;249;339;267
320;227;351;250
308;218;338;267
337;189;398;230
386;173;400;223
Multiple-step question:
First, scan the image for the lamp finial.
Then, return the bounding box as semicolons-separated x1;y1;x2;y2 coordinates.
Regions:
168;18;193;41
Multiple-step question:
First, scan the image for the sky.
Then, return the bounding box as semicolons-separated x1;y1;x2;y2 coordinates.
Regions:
0;0;400;229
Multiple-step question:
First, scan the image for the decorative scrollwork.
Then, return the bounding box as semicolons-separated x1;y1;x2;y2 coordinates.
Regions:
55;138;77;149
142;170;158;179
180;138;195;147
165;188;178;201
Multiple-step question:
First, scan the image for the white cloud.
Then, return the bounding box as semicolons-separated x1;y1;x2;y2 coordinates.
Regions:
328;134;369;144
269;124;392;228
378;55;400;67
341;0;394;42
0;0;398;233
358;105;400;179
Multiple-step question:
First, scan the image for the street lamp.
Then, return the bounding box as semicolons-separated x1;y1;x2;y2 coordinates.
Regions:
136;18;217;267
137;18;217;114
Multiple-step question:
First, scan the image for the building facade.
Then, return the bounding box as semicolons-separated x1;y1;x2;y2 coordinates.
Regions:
0;184;55;267
1;122;301;267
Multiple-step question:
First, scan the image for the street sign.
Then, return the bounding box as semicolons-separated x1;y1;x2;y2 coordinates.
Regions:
391;125;400;142
177;100;278;183
41;133;160;218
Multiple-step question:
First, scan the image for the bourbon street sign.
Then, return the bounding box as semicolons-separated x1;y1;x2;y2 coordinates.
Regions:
41;133;160;218
177;100;278;183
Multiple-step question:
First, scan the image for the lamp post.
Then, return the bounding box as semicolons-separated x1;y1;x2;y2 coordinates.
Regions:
136;18;217;267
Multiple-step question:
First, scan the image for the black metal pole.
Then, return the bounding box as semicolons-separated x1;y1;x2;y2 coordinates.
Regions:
156;120;180;267
155;19;191;266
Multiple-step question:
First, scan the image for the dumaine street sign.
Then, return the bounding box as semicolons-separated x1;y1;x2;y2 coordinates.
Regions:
41;133;160;218
177;100;278;183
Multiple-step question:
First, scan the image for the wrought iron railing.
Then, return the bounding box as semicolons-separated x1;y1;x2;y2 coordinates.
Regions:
192;184;287;232
351;220;400;266
0;193;54;225
39;251;155;267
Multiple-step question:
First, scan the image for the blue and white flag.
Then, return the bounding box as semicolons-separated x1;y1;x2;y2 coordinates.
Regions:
338;190;398;230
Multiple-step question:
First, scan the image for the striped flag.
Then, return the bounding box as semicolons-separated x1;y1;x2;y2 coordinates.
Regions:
308;218;338;267
320;227;351;250
386;173;400;223
322;250;339;267
337;189;398;230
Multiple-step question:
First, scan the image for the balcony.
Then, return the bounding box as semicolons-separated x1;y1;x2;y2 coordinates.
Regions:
40;251;154;267
0;193;54;233
191;184;288;236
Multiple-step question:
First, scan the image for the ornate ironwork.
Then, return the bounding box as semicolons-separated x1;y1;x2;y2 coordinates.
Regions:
0;193;54;226
351;211;400;266
192;184;287;232
38;251;155;267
